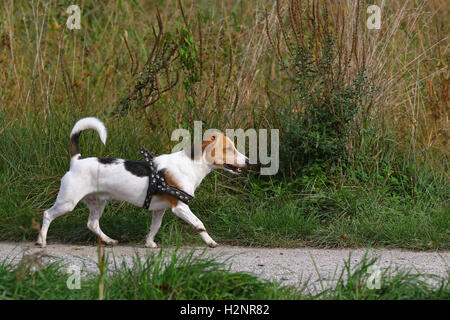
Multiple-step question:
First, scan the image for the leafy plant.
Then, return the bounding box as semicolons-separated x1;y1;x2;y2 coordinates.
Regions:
271;1;376;177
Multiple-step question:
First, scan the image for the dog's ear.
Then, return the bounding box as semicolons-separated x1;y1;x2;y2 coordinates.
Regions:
189;132;221;160
189;139;214;160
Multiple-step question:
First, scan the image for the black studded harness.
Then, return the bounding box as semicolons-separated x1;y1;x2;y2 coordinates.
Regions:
140;147;194;209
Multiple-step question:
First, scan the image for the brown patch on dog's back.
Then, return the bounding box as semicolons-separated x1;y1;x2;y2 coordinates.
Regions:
155;169;181;208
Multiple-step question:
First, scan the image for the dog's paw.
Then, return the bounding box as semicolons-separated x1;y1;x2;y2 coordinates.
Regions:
145;241;158;249
104;239;118;246
35;237;46;248
35;241;46;248
199;231;219;248
207;241;219;248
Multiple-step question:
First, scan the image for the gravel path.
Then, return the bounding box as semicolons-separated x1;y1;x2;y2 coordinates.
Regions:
1;242;448;290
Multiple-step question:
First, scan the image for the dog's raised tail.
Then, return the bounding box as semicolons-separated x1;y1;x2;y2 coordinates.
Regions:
70;117;107;158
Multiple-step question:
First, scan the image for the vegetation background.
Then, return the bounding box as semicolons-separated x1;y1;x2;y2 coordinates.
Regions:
0;0;448;250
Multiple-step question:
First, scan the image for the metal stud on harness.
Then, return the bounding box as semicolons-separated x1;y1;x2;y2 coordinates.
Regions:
140;147;194;209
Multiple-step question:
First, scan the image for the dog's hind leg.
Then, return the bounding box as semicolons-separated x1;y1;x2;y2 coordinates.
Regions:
145;210;165;248
84;197;118;246
36;202;77;248
36;174;86;248
171;203;218;248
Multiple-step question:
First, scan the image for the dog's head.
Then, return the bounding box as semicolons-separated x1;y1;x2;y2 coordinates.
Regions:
191;132;249;174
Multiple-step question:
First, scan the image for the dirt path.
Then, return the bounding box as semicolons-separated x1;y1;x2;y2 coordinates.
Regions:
1;242;448;289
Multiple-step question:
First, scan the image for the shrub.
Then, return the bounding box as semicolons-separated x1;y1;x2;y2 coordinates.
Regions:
271;2;376;177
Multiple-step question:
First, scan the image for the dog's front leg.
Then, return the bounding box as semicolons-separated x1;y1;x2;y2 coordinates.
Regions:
145;209;165;248
171;203;218;248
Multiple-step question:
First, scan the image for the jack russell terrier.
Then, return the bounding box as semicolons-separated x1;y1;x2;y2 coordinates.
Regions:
36;117;249;248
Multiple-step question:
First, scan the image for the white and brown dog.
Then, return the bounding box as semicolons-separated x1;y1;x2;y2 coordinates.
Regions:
36;117;248;248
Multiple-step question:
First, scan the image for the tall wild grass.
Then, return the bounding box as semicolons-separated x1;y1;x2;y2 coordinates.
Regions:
0;0;448;248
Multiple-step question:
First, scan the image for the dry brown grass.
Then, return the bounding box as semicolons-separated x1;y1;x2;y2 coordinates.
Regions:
266;0;448;157
0;0;447;155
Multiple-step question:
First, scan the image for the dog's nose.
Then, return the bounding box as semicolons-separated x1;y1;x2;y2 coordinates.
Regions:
245;158;250;167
